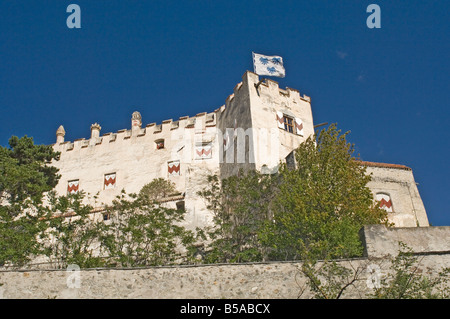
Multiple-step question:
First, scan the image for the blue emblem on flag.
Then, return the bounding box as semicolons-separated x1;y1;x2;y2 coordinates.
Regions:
271;57;282;65
259;57;269;65
267;66;277;74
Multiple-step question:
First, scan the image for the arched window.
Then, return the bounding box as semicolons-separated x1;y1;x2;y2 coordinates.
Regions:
376;193;393;212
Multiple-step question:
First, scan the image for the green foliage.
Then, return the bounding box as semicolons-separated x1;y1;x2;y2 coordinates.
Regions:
42;179;195;268
42;191;106;269
139;178;177;201
101;185;195;267
370;244;450;299
199;124;389;263
0;137;194;269
0;136;61;267
299;259;363;299
0;136;60;206
0;207;44;267
197;171;277;263
298;244;450;299
262;124;389;260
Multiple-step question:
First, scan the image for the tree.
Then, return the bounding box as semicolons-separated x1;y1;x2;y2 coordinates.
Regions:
41;191;106;269
197;172;277;263
139;177;177;201
261;124;389;261
0;136;60;206
0;136;61;267
198;124;389;264
100;180;195;267
298;259;367;299
297;243;450;299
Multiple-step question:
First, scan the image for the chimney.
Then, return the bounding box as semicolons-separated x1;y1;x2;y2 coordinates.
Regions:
56;125;65;144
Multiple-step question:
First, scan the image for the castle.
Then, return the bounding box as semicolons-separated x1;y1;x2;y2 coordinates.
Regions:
51;71;429;229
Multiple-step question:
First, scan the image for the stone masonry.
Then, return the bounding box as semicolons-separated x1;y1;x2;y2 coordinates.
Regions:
0;225;448;299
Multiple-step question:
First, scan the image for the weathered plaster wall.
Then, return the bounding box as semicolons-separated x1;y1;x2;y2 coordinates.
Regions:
52;112;221;229
247;72;314;173
364;164;429;227
218;72;256;179
361;224;450;257
1;225;448;299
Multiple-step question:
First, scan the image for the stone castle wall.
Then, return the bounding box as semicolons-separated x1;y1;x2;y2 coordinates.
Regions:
0;225;448;299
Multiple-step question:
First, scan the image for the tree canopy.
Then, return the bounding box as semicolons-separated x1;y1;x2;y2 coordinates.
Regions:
0;136;61;266
199;124;389;262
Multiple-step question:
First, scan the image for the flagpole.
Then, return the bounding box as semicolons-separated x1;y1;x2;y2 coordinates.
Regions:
254;79;265;89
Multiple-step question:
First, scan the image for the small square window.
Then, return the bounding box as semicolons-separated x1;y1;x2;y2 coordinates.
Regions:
283;116;294;133
155;139;165;149
176;201;185;211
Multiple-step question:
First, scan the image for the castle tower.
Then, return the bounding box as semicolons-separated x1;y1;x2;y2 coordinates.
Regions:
56;125;65;144
218;71;314;178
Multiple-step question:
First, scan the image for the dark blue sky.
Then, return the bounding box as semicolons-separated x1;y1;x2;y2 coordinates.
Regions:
1;1;448;225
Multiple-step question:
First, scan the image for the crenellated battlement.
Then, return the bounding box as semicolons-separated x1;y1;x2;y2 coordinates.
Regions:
252;75;311;102
53;110;219;153
52;71;313;154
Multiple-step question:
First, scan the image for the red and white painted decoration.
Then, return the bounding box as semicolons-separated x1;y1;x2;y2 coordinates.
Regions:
294;117;304;136
168;161;181;176
195;143;212;160
67;180;79;194
276;111;284;129
276;111;304;136
104;173;116;190
376;193;393;212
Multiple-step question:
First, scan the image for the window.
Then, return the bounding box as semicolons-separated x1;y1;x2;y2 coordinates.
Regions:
283;116;294;133
276;111;303;136
155;139;165;149
103;213;110;221
67;180;79;195
176;201;185;211
104;173;116;190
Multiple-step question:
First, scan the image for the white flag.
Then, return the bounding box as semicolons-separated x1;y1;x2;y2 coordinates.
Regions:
253;52;285;78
